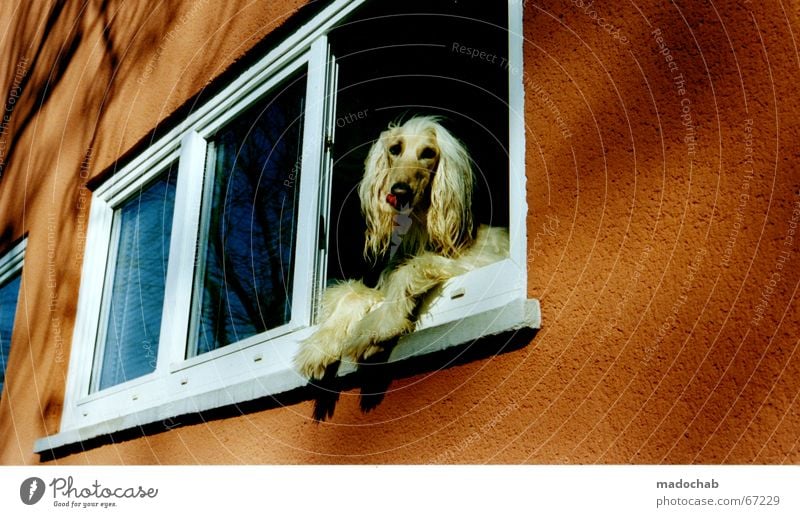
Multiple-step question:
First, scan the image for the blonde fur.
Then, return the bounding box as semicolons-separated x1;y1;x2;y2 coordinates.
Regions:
358;116;474;259
295;117;507;379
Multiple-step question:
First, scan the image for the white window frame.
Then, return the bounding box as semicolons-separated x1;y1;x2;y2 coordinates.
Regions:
0;239;26;290
35;0;538;453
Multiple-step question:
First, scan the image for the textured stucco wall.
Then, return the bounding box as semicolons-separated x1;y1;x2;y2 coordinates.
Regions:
0;0;798;464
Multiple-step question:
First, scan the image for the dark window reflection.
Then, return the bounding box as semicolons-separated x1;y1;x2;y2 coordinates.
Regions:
96;167;177;391
192;71;306;355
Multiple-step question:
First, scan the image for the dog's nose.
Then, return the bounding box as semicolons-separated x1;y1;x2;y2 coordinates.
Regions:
390;182;412;201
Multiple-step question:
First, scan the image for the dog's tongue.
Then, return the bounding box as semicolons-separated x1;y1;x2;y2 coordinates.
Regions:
386;193;399;209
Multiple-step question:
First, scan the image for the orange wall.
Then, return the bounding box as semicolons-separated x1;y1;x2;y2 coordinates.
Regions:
0;0;798;464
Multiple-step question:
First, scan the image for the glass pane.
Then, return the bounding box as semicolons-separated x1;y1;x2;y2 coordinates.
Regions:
192;71;306;355
0;272;22;398
96;167;177;391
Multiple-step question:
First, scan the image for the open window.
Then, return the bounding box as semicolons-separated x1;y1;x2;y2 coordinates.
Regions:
326;1;510;287
323;2;520;344
36;0;536;453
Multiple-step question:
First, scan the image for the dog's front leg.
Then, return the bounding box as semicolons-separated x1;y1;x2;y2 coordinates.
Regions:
295;280;383;379
343;253;466;361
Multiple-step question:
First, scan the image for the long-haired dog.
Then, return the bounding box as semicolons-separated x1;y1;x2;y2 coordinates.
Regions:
295;116;508;379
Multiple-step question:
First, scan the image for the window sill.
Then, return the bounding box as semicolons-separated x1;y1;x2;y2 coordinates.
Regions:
33;296;539;455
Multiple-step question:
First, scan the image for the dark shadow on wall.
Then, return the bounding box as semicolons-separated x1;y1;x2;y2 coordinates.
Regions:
0;0;186;459
312;328;537;419
37;328;536;461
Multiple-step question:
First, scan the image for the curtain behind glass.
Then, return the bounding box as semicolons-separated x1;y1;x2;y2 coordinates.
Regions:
96;168;177;391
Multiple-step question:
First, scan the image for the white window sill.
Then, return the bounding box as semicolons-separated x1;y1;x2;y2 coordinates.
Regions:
33;295;539;455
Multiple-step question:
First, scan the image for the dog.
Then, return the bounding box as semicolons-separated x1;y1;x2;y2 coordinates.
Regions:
294;116;508;379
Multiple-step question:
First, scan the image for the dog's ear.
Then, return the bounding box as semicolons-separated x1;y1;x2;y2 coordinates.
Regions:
427;124;474;256
359;130;394;260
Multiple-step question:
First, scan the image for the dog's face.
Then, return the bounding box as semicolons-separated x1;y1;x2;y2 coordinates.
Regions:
359;116;474;258
380;126;439;211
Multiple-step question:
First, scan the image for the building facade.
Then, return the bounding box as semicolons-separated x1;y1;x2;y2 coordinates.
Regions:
0;0;798;464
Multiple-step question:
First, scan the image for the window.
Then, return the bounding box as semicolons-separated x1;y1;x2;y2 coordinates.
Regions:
0;238;26;400
190;71;307;356
36;0;537;452
93;167;177;391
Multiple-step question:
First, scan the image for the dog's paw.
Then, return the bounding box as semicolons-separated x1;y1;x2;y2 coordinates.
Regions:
294;340;338;380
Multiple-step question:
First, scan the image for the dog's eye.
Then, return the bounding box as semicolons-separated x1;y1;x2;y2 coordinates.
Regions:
419;147;436;160
388;143;402;156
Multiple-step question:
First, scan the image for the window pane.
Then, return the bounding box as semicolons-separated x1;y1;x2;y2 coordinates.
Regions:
0;272;22;398
96;167;177;391
192;71;306;355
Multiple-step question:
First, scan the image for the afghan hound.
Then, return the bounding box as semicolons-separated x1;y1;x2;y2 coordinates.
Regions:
294;116;508;379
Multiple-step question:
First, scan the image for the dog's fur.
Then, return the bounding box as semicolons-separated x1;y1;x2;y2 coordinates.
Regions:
294;116;508;379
